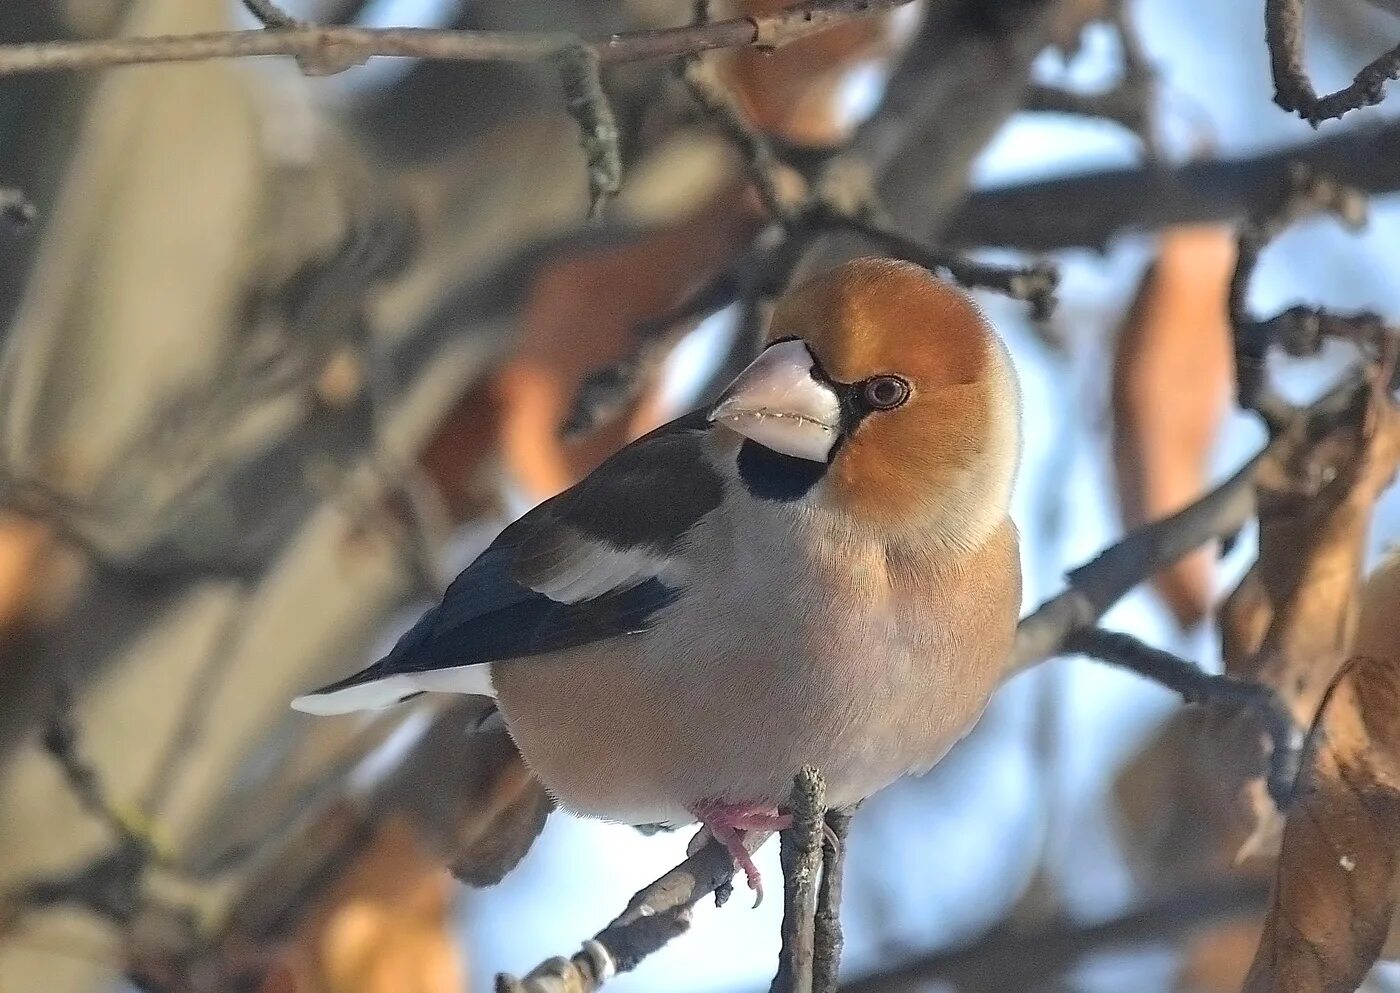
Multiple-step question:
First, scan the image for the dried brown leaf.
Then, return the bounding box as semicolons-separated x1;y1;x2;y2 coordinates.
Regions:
1111;226;1236;629
1243;655;1400;993
256;817;466;993
718;0;916;146
499;191;759;498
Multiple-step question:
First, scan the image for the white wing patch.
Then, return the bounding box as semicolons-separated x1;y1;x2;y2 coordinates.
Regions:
291;664;497;715
526;540;676;604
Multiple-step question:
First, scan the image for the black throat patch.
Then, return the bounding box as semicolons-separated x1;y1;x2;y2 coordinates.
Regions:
736;439;828;502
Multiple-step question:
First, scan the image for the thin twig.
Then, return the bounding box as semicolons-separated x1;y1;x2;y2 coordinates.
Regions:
43;685;158;852
1265;0;1400;125
240;0;299;29
833;215;1059;319
497;835;761;993
561;265;743;439
0;1;915;78
1230;163;1377;429
1063;627;1304;807
770;768;825;993
141;581;255;816
677;56;801;224
1007;449;1265;677
841;880;1269;993
1024;0;1159;160
558;45;622;221
812;808;851;993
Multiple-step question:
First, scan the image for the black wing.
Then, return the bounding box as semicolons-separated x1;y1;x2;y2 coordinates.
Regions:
304;410;723;697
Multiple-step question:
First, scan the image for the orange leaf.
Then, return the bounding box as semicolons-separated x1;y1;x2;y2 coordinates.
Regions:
1111;226;1235;629
498;190;759;499
718;0;914;146
1243;656;1400;993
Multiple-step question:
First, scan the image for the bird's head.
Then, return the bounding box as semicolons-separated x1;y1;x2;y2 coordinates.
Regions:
709;257;1020;548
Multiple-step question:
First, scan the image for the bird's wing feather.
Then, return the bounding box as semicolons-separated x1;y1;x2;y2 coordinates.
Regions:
292;411;723;710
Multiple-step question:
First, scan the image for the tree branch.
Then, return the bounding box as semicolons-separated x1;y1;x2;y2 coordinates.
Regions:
497;834;763;993
943;120;1400;252
831;215;1058;319
1063;627;1303;807
557;45;622;221
770;768;826;993
0;1;916;79
1229;163;1375;429
812;809;850;993
841;880;1268;993
1007;448;1264;678
1265;0;1400;125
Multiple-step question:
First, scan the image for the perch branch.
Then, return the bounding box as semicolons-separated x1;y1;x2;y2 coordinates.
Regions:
0;1;916;78
1265;0;1400;124
497;834;763;993
503;770;833;993
1063;627;1303;807
812;808;851;993
770;768;826;993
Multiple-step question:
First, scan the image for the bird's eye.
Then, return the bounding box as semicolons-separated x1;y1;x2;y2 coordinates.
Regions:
863;376;910;410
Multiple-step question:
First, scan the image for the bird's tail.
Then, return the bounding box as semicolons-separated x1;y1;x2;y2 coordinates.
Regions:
291;662;495;715
290;665;423;715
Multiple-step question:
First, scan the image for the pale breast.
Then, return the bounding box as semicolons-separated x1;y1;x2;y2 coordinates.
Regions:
492;505;1020;824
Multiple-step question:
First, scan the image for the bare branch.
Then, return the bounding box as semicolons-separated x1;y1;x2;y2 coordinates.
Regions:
558;45;622;221
1023;0;1159;156
832;215;1059;319
1063;627;1304;807
497;836;757;993
240;0;299;29
43;684;158;853
770;768;825;993
1229;164;1377;429
1265;0;1400;125
812;809;851;993
561;262;744;439
943;120;1400;253
677;57;802;225
842;880;1268;993
1007;449;1264;678
0;1;916;79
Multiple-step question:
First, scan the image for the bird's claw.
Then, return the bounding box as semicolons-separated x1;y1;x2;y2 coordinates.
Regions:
687;801;792;908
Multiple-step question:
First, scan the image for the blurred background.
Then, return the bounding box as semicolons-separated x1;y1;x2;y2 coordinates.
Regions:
0;1;1398;992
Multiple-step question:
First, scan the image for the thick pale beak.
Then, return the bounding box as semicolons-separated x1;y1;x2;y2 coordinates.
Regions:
708;339;841;462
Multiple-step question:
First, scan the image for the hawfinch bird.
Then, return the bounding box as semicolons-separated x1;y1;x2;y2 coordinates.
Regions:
294;257;1022;899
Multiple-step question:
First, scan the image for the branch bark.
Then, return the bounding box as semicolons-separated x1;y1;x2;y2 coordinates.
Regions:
1264;0;1400;125
841;880;1269;993
943;120;1400;252
0;1;915;78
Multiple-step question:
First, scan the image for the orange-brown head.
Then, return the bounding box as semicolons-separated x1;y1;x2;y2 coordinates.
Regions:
710;258;1020;548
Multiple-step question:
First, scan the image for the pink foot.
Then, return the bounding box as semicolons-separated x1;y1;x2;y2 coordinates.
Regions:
686;801;793;907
